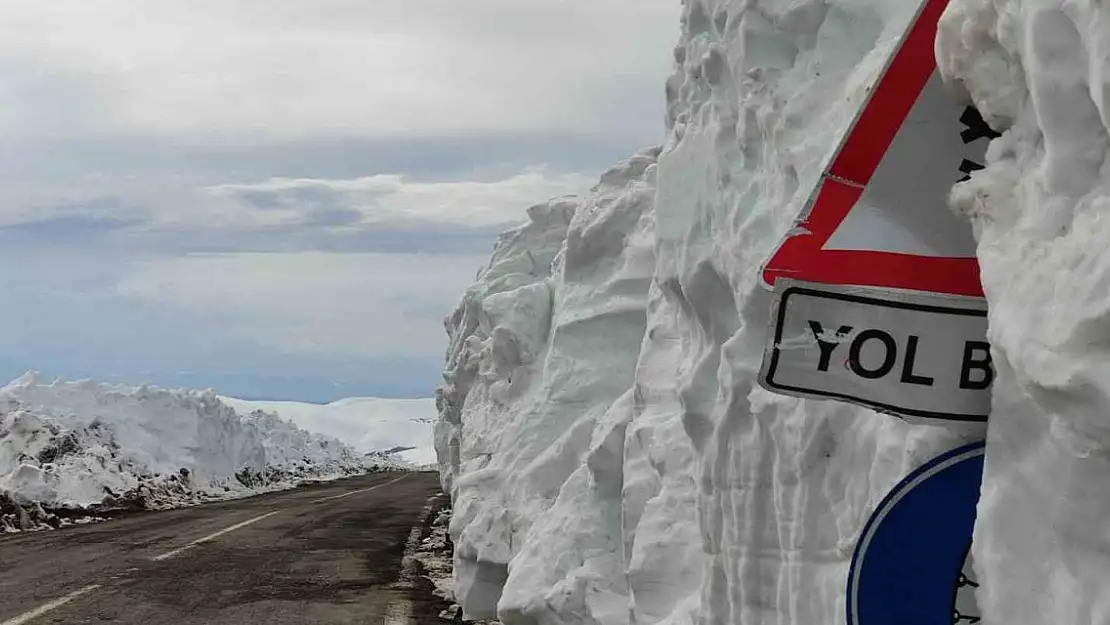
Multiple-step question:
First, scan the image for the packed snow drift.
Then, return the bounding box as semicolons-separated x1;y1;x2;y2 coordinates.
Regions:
0;373;400;532
435;0;1107;623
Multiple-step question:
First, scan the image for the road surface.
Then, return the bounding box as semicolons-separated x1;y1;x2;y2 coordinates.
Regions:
0;472;452;624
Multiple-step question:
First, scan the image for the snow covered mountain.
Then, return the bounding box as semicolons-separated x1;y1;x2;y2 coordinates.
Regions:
0;373;393;520
220;396;436;465
436;0;1106;623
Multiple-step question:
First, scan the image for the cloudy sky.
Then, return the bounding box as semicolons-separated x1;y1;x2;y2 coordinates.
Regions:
0;0;679;402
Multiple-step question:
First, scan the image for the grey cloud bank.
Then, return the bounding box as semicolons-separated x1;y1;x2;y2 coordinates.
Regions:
0;0;679;400
0;0;676;140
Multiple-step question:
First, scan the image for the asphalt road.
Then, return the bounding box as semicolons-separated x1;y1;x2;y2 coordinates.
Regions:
0;472;452;624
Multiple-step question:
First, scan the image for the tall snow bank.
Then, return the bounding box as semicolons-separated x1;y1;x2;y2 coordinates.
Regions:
938;1;1110;621
439;0;1032;623
0;373;373;507
438;149;661;620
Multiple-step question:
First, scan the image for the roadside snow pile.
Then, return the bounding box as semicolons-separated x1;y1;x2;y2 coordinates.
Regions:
434;0;1101;623
220;396;436;466
0;372;383;522
937;1;1110;622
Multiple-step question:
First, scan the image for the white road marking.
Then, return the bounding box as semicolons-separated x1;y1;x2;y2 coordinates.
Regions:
2;476;418;623
0;584;101;625
310;474;408;503
151;510;280;561
151;474;407;561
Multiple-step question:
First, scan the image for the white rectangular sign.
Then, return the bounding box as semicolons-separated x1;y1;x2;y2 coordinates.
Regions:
758;280;991;423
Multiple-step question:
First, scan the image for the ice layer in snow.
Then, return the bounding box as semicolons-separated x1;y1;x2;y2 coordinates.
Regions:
0;373;383;509
430;0;1106;622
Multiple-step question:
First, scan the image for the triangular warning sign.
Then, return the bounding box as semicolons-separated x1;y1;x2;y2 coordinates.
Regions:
760;0;996;298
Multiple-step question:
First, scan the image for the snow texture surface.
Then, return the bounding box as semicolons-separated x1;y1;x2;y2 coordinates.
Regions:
0;372;392;512
429;0;1093;622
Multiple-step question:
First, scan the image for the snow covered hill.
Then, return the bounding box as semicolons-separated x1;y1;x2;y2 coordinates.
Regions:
220;396;436;466
0;373;397;530
436;0;1108;623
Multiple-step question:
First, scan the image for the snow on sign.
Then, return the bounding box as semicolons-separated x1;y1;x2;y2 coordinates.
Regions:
757;0;997;423
847;442;985;625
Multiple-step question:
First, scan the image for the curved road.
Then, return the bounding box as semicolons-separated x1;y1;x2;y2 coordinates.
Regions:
0;472;451;624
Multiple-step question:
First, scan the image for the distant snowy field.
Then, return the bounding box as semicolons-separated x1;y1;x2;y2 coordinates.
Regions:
219;396;437;466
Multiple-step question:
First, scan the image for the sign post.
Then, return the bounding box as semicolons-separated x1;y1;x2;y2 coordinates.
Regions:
757;0;998;424
750;2;998;619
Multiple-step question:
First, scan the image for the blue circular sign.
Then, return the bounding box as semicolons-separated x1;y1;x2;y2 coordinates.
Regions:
847;441;985;625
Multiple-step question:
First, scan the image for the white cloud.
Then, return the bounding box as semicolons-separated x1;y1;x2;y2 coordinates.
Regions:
204;168;595;229
116;252;489;359
0;167;593;244
0;0;679;142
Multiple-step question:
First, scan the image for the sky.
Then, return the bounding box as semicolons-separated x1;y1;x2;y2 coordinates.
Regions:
0;0;680;402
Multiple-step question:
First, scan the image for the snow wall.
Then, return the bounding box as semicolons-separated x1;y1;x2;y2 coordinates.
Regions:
0;373;374;507
436;0;1108;622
